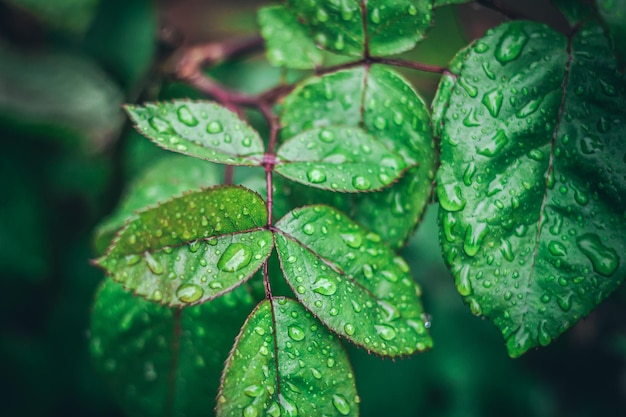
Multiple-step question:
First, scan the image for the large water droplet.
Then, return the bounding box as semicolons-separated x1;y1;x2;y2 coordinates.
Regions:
149;117;174;134
244;385;264;397
482;89;504;117
344;323;355;335
538;320;551;346
576;234;619;276
377;300;400;322
332;394;351;416
341;232;362;249
288;325;305;341
495;25;528;64
516;96;543;118
206;121;223;134
580;135;603;155
437;182;466;212
319;129;335;143
243;405;259;417
375;324;397;341
477;129;509;157
311;277;337;296
177;283;204;303
458;77;478;98
177;105;199;126
307;168;327;184
280;394;299;417
456;264;473;296
145;252;163;275
464;222;488;257
352;176;371;190
217;243;252;272
548;241;567;256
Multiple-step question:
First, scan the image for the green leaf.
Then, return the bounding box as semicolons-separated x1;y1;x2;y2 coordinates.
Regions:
96;186;272;307
258;5;324;69
551;0;595;26
275;205;432;357
280;65;435;248
94;155;221;255
436;21;626;357
126;101;265;166
91;280;255;417
434;0;471;6
286;0;434;57
0;41;124;149
275;126;407;192
5;0;99;35
218;297;358;417
596;0;626;67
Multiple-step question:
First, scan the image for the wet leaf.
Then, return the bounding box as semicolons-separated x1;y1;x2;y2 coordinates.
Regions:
434;0;471;6
90;280;255;417
96;186;272;307
286;0;433;57
94;155;221;255
280;65;435;248
596;0;626;67
436;21;626;357
126;101;264;166
218;298;358;417
258;5;324;69
275;126;407;192
275;205;432;357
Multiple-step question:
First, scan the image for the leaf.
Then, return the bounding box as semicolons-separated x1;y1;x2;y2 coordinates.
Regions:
275;126;407;192
96;186;272;307
435;20;626;357
94;155;221;255
90;279;255;417
126;101;265;166
280;65;435;248
275;205;432;357
285;0;434;57
0;41;124;149
218;297;359;417
596;0;626;67
551;0;595;26
434;0;471;6
258;5;324;69
5;0;99;35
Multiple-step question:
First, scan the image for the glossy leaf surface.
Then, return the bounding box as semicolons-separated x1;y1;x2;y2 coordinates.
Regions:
91;280;255;417
96;186;271;306
280;65;435;248
436;21;626;357
126;101;264;166
94;155;221;254
218;298;358;417
275;205;432;357
596;0;626;67
258;5;323;69
276;126;407;192
286;0;433;57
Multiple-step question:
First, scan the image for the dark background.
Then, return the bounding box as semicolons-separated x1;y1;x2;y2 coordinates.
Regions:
1;0;625;416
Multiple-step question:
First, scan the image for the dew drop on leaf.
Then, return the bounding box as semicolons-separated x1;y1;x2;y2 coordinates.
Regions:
481;89;504;117
288;325;305;341
344;323;355;335
206;121;223;134
477;129;509;157
437;182;467;212
176;283;204;303
375;324;397;341
144;252;163;275
217;243;252;272
495;25;528;64
352;175;372;190
332;394;351;416
311;277;337;296
149;117;174;134
576;234;619;276
306;168;327;184
176;105;199;127
548;241;567;256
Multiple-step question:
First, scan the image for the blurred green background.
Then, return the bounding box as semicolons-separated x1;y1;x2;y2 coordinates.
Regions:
1;0;625;416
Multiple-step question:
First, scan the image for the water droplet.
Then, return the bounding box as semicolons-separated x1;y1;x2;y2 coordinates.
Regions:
372;326;396;345
316;8;329;22
500;239;515;262
152;290;163;301
149;117;174;134
206;121;223;134
495;25;528;64
464;223;488;257
145;252;163;275
458;77;478;98
580;135;603;155
477;129;509;157
362;264;374;279
177;105;198;126
176;283;204;303
463;162;476;186
516;96;543;118
482;89;503;117
307;168;326;184
267;402;281;417
456;264;473;296
288;325;305;341
332;394;351;416
475;42;489;53
217;243;252;272
242;137;252;147
574;189;589;206
548;241;567;256
381;270;398;283
319;129;335;143
344;323;355;335
462;109;481;127
557;293;572;311
408;4;417;15
244;385;264;397
352;176;371;190
469;298;482;315
576;234;619;276
437;182;466;212
538;320;551;346
280;394;299;417
188;240;201;253
341;232;362;248
243;405;259;417
371;7;381;24
312;277;337;295
126;254;141;266
378;300;400;322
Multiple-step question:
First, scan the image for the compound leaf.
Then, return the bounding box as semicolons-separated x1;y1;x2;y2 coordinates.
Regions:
258;5;323;69
436;21;626;357
90;280;255;417
218;297;358;417
275;205;432;357
280;65;435;248
596;0;626;67
126;101;264;166
275;126;407;192
94;155;221;255
286;0;434;57
96;186;272;307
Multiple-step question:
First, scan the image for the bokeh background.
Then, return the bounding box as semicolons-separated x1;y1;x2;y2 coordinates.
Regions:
1;0;625;416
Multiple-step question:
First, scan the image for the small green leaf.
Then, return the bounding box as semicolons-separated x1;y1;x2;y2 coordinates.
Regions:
126;101;264;166
91;280;255;417
286;0;434;57
96;186;272;306
596;0;626;67
280;65;435;248
218;298;358;417
258;5;324;69
275;205;432;357
436;21;626;357
94;155;221;255
276;126;407;192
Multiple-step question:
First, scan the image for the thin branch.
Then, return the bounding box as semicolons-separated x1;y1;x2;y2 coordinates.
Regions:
370;57;447;74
